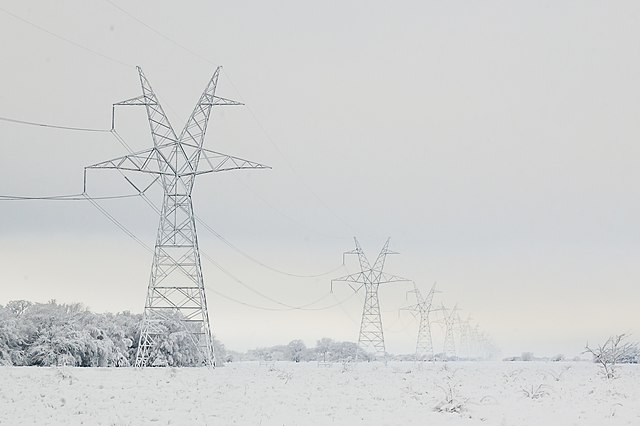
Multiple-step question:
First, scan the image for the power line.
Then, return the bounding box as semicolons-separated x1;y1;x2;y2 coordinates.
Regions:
0;5;132;68
83;193;152;254
0;193;141;201
221;68;358;235
0;115;111;133
195;215;346;278
199;248;348;311
102;0;214;66
231;174;350;241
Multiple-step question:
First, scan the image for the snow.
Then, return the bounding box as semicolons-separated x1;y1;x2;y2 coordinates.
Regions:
1;361;639;425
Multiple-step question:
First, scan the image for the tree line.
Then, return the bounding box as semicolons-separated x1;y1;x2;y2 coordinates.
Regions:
0;300;226;367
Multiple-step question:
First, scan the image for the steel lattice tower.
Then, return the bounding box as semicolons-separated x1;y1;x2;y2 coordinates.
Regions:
401;282;438;361
87;67;269;367
440;304;458;359
456;314;472;360
332;237;409;361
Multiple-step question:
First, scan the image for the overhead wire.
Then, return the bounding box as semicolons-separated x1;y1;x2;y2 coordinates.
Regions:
195;216;346;278
0;193;140;201
101;0;215;66
0;5;132;68
0;115;112;133
82;193;153;254
221;68;358;236
230;174;350;241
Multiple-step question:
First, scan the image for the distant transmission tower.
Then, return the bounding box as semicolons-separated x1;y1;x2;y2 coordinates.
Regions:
456;314;472;360
400;282;438;361
332;237;409;361
440;304;458;359
87;67;269;367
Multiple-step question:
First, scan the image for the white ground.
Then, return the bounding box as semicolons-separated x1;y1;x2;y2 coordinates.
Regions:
1;361;639;425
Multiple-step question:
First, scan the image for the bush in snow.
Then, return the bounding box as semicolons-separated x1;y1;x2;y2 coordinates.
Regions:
584;334;639;379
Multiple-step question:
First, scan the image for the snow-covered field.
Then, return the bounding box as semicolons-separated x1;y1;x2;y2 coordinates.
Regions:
1;361;639;425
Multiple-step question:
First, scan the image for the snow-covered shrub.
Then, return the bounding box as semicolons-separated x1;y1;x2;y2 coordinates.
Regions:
213;337;228;366
287;339;306;362
585;334;639;379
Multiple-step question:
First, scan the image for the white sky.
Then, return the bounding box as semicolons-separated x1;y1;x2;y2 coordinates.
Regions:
1;0;639;358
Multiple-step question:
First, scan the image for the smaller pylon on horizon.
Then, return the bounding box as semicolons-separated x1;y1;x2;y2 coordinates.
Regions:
331;237;410;362
456;314;473;360
439;304;459;360
400;282;438;361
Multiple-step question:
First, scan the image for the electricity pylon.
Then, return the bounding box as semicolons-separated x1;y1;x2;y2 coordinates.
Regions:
440;304;458;359
456;314;472;360
400;282;438;361
331;237;409;361
87;66;269;367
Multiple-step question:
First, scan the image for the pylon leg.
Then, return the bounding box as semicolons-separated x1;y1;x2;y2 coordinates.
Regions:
135;194;214;367
357;286;386;361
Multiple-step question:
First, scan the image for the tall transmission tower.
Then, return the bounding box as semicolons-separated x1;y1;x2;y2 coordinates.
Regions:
400;282;438;361
331;237;409;361
87;67;269;367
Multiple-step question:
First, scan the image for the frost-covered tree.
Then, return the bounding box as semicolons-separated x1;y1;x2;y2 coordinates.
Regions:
316;338;334;362
287;339;306;362
0;299;216;367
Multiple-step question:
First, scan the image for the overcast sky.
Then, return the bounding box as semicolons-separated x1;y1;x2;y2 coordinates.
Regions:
1;0;639;357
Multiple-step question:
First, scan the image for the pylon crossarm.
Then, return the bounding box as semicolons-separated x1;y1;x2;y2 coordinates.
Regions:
86;147;174;176
399;305;419;319
114;95;152;106
400;303;419;312
376;272;411;284
332;271;367;285
205;96;243;106
194;149;270;175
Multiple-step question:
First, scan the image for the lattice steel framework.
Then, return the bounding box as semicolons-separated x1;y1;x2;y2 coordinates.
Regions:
87;66;269;367
332;237;409;361
401;282;438;361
